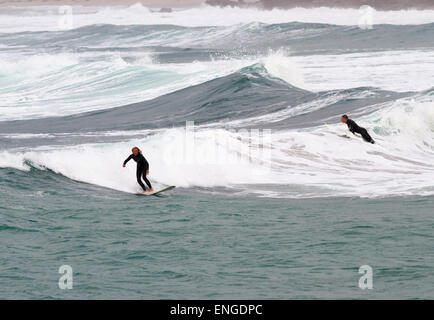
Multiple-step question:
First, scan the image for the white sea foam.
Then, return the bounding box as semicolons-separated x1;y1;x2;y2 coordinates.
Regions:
1;4;434;32
1;4;433;198
0;52;256;120
1;95;433;197
290;50;434;92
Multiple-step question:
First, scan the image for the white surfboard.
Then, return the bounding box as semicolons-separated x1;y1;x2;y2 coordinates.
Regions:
140;186;176;196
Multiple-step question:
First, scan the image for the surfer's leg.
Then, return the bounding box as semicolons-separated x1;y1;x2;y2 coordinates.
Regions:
360;128;374;143
142;171;153;190
136;166;146;191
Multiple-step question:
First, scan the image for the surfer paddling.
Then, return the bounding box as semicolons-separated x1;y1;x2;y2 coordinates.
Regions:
123;147;154;193
341;115;375;144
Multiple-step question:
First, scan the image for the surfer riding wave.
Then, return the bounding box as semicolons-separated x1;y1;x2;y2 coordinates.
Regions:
123;147;154;193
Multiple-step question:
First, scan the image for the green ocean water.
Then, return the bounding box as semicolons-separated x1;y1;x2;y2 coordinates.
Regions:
1;167;433;299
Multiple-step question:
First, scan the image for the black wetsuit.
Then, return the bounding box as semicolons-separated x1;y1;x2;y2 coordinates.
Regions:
123;153;152;191
346;119;375;144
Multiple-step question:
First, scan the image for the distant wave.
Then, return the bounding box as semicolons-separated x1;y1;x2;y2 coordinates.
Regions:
1;47;433;121
1;4;434;33
0;52;256;120
2;22;434;53
0;63;414;134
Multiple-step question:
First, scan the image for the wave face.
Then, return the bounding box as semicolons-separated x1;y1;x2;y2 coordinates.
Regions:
0;5;434;198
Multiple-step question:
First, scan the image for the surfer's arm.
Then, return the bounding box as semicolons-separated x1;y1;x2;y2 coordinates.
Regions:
347;123;356;135
123;154;133;167
347;119;361;135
